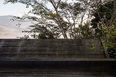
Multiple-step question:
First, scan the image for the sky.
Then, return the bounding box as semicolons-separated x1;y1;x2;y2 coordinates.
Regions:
0;0;76;39
0;0;32;16
0;0;33;39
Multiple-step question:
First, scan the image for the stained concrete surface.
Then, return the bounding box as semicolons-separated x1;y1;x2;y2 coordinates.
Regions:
0;68;115;77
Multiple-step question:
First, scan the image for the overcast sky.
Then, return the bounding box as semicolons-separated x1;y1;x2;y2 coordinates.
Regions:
0;0;33;39
0;0;74;39
0;0;32;16
0;0;73;16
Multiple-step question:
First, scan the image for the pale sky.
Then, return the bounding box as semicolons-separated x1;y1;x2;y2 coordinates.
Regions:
0;0;33;39
0;0;32;16
0;0;72;16
0;0;75;39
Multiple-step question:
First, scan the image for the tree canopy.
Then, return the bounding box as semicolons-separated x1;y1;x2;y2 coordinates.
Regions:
4;0;88;39
4;0;116;39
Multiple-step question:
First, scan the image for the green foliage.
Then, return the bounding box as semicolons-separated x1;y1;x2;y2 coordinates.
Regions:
102;26;116;50
101;25;116;58
29;24;58;39
75;22;93;39
91;1;114;37
90;0;116;58
91;44;96;53
107;47;116;58
38;34;47;39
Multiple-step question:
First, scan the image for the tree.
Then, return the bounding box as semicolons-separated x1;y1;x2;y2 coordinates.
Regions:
91;0;116;58
75;22;93;39
91;0;114;37
4;0;86;39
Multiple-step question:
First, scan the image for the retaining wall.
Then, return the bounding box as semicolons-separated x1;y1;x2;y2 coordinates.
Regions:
0;39;105;60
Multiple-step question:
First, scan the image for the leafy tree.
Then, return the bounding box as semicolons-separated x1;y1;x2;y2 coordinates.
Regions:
75;22;93;39
91;1;114;37
91;0;116;58
4;0;86;39
77;0;110;38
102;25;116;58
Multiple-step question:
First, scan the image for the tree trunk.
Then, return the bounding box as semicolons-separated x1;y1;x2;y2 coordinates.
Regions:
114;0;116;14
99;38;109;58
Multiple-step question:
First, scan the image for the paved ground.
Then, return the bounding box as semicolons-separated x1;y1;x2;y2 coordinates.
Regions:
0;68;115;77
0;59;115;77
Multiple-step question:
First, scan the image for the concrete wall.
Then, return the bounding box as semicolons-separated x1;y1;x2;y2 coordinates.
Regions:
0;39;105;60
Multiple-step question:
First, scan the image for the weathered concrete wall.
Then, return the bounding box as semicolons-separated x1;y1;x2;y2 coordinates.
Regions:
0;39;105;60
1;39;116;77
